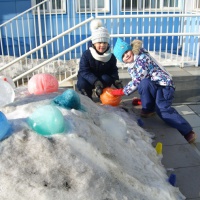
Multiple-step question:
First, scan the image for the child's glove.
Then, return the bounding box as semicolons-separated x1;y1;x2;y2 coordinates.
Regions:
132;98;142;105
94;80;103;97
110;88;124;96
114;80;123;89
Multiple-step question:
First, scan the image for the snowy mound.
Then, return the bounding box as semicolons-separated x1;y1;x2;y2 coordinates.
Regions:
0;87;185;200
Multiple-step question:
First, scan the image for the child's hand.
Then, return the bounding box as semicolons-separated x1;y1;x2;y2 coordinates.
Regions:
94;80;103;89
94;80;103;97
110;88;124;96
95;87;103;97
114;80;123;89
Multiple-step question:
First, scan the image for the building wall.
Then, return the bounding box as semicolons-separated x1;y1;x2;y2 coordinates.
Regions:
0;0;30;23
0;0;199;65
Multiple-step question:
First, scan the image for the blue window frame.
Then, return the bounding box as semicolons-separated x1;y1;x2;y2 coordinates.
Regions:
121;0;179;11
32;0;66;14
76;0;110;13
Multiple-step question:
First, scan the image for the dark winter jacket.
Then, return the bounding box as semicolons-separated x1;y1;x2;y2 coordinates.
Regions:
77;47;120;85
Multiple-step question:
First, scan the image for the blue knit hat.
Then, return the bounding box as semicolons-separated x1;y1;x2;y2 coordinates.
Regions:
113;38;132;63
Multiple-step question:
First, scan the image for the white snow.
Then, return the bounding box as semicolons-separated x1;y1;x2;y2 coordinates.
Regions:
0;86;185;200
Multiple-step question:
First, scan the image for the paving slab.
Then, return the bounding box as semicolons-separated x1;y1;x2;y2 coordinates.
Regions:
193;127;200;144
134;115;188;145
188;105;200;114
181;114;200;128
173;105;195;115
169;166;200;199
162;144;200;168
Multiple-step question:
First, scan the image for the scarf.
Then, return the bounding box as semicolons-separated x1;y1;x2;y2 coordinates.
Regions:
89;47;112;62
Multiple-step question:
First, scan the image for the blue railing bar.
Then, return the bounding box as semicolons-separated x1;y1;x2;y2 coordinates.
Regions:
13;36;92;82
0;0;49;28
0;16;94;72
111;33;200;37
97;13;200;19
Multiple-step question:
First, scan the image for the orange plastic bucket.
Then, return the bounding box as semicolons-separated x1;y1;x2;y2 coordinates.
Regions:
100;87;121;106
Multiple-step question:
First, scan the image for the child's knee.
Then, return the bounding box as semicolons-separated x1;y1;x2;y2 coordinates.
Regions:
138;79;151;90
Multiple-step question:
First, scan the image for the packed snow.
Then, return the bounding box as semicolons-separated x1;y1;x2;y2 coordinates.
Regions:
0;86;186;200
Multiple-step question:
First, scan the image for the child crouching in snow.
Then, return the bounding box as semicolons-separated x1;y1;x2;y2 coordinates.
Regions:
77;19;123;100
111;38;197;144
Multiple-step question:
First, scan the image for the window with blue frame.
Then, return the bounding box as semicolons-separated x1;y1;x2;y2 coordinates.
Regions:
32;0;66;14
163;0;178;7
77;0;110;13
196;0;200;9
121;0;179;11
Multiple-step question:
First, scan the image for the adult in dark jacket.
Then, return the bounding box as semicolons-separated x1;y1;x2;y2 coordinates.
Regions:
77;19;123;99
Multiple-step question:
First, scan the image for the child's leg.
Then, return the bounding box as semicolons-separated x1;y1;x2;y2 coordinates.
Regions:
138;79;156;112
77;76;93;98
155;86;192;136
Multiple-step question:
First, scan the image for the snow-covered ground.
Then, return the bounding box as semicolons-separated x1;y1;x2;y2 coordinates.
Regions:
0;86;185;200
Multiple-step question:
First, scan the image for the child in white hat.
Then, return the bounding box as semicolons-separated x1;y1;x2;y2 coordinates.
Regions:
77;19;123;99
111;38;196;144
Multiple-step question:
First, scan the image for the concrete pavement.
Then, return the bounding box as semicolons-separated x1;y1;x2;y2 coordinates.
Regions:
121;97;200;199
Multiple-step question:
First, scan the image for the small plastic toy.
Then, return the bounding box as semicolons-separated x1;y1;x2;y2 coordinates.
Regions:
168;174;176;186
155;142;163;155
132;98;142;106
137;118;144;127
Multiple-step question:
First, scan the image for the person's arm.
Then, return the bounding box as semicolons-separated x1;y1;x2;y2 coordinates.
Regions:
124;54;150;95
112;54;149;96
78;51;98;85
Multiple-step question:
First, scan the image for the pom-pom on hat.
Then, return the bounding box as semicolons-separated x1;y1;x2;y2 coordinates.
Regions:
90;19;110;44
131;39;143;55
113;38;132;63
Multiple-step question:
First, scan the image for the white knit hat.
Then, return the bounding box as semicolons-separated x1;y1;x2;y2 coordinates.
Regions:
90;19;110;44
